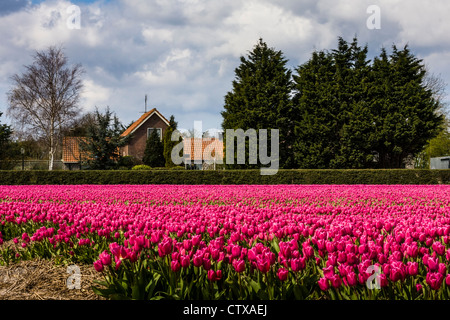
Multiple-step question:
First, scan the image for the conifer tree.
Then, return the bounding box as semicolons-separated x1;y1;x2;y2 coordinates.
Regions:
221;38;293;169
292;37;443;168
80;107;127;170
163;115;181;167
143;128;165;167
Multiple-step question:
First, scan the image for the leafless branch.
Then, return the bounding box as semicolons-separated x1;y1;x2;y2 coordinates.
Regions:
6;45;84;170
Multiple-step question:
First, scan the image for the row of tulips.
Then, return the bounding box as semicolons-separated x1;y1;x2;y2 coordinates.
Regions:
1;185;450;299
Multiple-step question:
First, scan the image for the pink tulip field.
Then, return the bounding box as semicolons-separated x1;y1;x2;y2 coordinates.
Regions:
1;184;450;300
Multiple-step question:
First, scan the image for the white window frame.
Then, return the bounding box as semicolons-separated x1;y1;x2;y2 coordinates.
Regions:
147;128;162;141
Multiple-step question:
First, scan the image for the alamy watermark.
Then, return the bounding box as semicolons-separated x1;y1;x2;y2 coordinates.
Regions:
170;121;279;175
66;4;81;30
366;265;381;289
366;5;381;30
66;264;81;289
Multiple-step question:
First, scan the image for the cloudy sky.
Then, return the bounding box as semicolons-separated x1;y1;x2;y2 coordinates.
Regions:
0;0;449;133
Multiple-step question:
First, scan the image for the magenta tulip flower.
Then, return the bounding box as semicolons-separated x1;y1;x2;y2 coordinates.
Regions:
330;275;342;288
99;250;112;266
446;275;450;286
233;259;246;273
346;272;358;287
318;278;329;291
426;272;444;290
406;262;418;276
323;265;335;280
181;255;190;268
171;260;181;272
277;268;289;282
94;260;104;272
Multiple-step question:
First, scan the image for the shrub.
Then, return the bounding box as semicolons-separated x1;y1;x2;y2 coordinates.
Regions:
0;169;449;185
118;156;138;169
131;165;152;170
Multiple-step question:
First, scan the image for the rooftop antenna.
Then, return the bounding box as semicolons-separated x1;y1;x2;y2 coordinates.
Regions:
145;94;147;113
141;94;148;114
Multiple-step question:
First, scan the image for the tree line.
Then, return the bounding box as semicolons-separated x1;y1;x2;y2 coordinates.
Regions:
1;37;449;170
222;37;449;169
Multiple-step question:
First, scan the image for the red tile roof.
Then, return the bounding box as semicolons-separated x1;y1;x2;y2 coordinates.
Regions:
120;108;170;137
63;136;119;163
183;138;224;161
62;137;90;163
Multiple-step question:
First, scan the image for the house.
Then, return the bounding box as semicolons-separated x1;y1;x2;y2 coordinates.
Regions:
430;156;450;169
62;108;169;169
62;136;89;170
183;137;224;170
120;108;170;161
62;108;225;170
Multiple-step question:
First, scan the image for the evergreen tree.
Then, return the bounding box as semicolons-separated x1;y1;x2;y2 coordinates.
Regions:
331;38;374;168
0;112;12;155
221;38;293;169
415;118;450;168
292;36;443;168
163;115;182;167
80;107;128;170
0;112;13;168
143;129;165;167
370;45;443;168
292;50;337;168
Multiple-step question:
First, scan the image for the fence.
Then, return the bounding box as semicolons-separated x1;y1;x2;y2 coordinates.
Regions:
0;160;64;171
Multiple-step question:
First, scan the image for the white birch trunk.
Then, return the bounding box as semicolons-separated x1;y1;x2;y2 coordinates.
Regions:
49;122;54;171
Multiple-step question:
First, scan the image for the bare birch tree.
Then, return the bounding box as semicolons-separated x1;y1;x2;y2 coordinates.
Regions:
7;46;84;170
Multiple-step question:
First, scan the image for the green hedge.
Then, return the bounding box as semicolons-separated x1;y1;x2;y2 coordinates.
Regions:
0;169;449;185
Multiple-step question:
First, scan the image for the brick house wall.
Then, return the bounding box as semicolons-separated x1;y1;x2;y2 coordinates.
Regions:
120;109;169;163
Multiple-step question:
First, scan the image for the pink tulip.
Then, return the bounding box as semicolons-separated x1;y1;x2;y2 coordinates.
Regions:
256;257;270;273
202;258;212;270
432;241;445;256
346;272;358;287
406;262;418;276
323;265;335;280
446;275;450;286
303;246;314;259
207;269;217;281
232;259;246;273
99;251;112;266
330;275;342;288
181;255;190;268
277;268;289;281
438;263;447;275
318;278;329;291
337;251;347;263
193;254;203;267
427;256;439;272
290;257;306;272
158;239;172;257
171;260;181;272
231;245;241;258
94;260;104;272
426;272;444;290
325;241;335;253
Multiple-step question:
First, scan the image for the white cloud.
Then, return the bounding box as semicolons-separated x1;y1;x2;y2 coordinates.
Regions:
81;78;112;111
0;0;448;131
